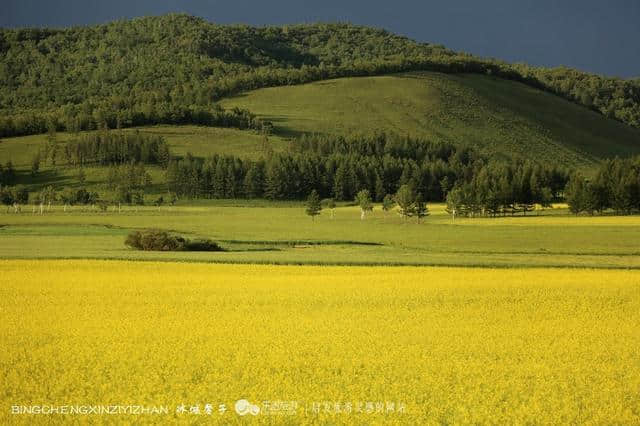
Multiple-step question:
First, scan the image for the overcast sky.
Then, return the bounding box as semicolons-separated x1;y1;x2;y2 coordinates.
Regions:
2;0;638;78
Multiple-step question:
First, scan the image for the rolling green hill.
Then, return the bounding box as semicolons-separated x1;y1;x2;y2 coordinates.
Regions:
1;13;639;139
1;71;640;196
221;72;640;167
2;14;640;193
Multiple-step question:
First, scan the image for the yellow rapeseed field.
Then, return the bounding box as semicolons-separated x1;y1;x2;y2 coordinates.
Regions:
1;260;639;424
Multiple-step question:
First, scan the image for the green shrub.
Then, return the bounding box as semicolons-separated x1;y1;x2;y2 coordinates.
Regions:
125;230;223;252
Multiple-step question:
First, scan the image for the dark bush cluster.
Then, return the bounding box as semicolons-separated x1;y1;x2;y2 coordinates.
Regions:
125;229;223;252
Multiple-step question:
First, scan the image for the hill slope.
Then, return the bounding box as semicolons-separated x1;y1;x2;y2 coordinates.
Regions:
1;13;639;139
221;72;640;167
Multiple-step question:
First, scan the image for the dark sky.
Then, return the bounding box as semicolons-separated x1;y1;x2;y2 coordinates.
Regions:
2;0;639;78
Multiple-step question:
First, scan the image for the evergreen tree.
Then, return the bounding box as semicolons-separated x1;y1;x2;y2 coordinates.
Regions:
244;162;265;199
382;194;395;217
305;190;322;221
374;173;386;202
565;173;586;215
395;184;415;219
213;159;226;198
414;194;429;222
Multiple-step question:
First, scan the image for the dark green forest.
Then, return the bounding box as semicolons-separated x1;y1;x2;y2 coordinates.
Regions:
164;133;570;210
1;13;639;137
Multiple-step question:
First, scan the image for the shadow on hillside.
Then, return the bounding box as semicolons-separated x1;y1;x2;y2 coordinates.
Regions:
14;170;69;189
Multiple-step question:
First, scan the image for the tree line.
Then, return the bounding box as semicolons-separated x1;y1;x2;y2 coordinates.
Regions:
29;127;173;173
165;133;569;209
60;130;171;167
445;161;568;218
0;103;272;138
1;14;638;138
565;156;640;215
1;161;159;213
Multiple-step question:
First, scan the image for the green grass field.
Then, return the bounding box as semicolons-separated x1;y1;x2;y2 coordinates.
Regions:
2;202;640;268
2;72;640;268
222;72;640;168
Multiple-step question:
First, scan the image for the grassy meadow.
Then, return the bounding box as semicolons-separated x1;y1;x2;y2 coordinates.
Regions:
221;72;640;168
2;202;640;268
1;260;639;424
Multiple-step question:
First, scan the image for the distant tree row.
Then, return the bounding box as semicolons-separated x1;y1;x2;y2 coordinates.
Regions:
165;134;569;208
565;156;640;215
166;143;476;201
445;162;568;218
1;161;158;213
0;184;29;212
105;163;153;205
61;131;171;167
1;14;638;137
0;104;271;138
29;127;172;171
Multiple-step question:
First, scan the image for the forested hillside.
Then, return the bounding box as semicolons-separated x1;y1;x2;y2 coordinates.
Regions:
1;13;639;137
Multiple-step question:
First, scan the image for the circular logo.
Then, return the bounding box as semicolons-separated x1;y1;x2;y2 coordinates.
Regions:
235;399;251;416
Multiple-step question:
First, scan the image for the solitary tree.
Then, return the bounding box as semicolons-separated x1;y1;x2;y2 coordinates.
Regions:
538;187;554;215
327;198;336;219
394;184;415;220
565;173;586;215
355;189;373;220
414;194;429;222
305;190;322;221
60;188;75;212
38;186;56;214
445;186;464;222
382;194;395;218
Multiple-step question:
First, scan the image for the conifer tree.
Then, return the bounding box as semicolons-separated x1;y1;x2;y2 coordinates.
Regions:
382;194;395;217
414;194;429;222
305;190;322;221
395;184;415;220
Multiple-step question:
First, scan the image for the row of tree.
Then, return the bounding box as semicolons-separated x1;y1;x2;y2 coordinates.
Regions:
444;162;567;218
565;156;640;215
305;185;429;222
58;130;171;167
1;160;160;213
165;151;470;201
0;103;272;138
165;134;569;207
